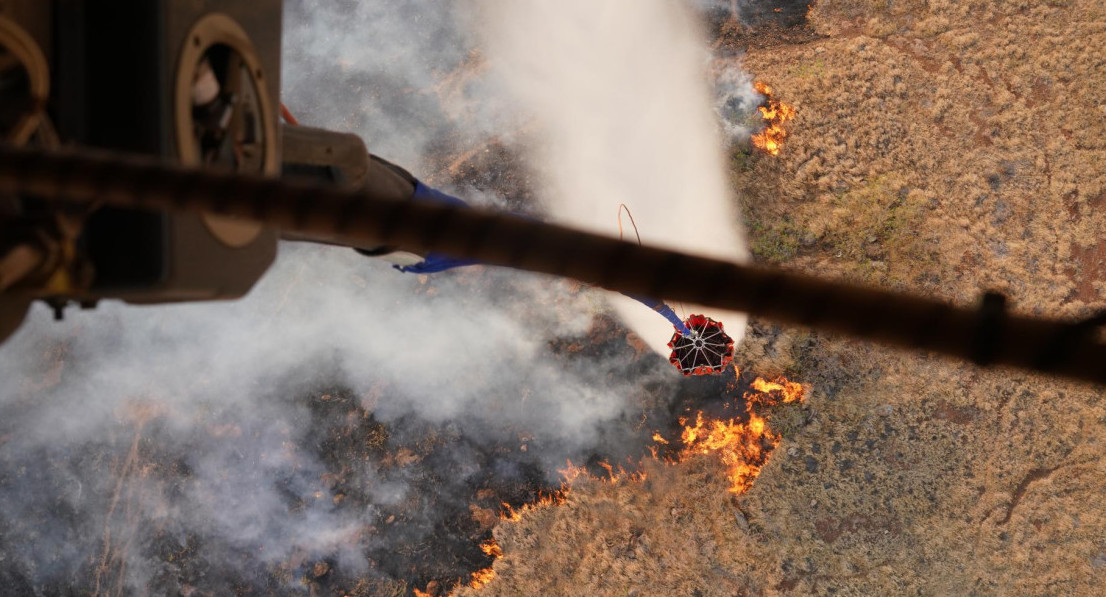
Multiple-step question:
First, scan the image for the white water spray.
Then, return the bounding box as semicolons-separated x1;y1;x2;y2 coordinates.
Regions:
481;0;750;355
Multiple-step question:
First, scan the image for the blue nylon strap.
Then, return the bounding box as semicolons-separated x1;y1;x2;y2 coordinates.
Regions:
391;182;691;335
623;293;691;335
654;304;693;336
393;182;483;273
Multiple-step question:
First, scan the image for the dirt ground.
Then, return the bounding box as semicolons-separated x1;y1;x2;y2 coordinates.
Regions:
457;2;1106;595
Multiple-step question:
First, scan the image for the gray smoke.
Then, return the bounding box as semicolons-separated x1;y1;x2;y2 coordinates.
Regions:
715;63;764;144
0;241;667;591
281;0;514;176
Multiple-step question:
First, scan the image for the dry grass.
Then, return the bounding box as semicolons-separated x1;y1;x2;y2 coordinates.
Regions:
742;0;1106;309
458;1;1106;595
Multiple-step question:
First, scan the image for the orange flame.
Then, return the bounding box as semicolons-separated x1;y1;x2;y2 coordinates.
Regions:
657;375;805;494
466;538;503;589
749;377;804;404
480;538;503;559
469;567;496;589
750;82;796;156
499;488;567;523
677;410;774;494
497;458;648;526
469;374;804;594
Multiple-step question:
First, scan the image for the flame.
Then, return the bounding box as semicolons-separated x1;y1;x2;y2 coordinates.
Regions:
658;375;806;494
480;538;503;559
750;82;796;156
417;539;504;595
464;538;503;590
497;459;647;526
749;377;804;404
465;374;804;594
469;567;497;589
499;489;566;523
677;410;774;494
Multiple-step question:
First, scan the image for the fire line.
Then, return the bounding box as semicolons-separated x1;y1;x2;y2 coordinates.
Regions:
450;372;805;594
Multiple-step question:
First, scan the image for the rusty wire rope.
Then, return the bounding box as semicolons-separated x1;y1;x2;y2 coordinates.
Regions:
1;143;1105;385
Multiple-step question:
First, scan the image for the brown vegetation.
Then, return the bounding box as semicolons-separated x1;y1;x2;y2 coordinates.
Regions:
458;1;1106;595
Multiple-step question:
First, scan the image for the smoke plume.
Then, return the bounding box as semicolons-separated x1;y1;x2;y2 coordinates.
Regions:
480;0;751;355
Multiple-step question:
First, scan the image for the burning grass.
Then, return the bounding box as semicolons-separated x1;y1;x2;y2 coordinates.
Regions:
441;1;1106;594
662;374;805;494
750;82;797;156
456;539;504;591
450;371;807;595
